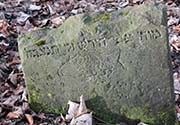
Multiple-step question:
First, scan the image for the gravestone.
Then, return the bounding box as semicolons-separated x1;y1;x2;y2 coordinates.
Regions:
18;2;175;124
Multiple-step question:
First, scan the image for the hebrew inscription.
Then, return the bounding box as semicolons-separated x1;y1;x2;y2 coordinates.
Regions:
123;28;161;43
23;28;161;60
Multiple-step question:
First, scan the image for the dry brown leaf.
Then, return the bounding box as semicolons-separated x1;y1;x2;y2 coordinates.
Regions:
8;73;17;86
14;85;24;95
38;113;47;119
3;95;20;106
51;17;63;26
0;21;9;36
7;57;21;67
25;114;34;125
22;102;30;111
167;0;174;5
13;106;23;116
172;41;180;51
173;24;180;33
21;89;28;102
61;113;66;122
7;112;20;119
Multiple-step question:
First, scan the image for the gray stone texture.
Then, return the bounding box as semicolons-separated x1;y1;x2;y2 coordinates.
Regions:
18;2;175;124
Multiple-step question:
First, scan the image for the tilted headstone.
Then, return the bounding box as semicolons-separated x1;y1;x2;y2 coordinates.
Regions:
18;2;175;124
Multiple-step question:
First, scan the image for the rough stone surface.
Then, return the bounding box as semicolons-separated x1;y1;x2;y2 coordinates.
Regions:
18;2;175;124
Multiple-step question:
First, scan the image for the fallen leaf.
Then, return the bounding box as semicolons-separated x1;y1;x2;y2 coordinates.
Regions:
21;89;28;102
13;107;23;116
168;17;179;26
51;17;63;27
0;21;9;36
25;114;34;125
119;1;129;8
29;4;42;11
7;112;20;119
8;72;18;86
3;95;20;106
173;24;180;33
47;4;55;15
171;41;180;51
14;85;24;95
17;12;30;25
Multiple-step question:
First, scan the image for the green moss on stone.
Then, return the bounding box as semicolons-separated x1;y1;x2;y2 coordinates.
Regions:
83;15;93;24
29;93;68;115
29;100;67;115
119;105;175;125
28;84;67;115
60;30;64;33
93;14;111;23
93;111;116;123
120;105;155;124
83;13;111;24
34;39;46;46
26;35;32;39
175;121;180;125
28;84;175;124
156;110;175;125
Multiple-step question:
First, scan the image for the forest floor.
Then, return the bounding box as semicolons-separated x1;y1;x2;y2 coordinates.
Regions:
0;0;179;125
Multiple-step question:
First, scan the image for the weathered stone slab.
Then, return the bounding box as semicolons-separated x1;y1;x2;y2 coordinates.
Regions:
18;2;175;124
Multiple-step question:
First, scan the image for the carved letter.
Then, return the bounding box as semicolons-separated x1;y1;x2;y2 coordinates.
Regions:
51;45;60;55
123;33;132;43
154;29;161;39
